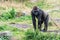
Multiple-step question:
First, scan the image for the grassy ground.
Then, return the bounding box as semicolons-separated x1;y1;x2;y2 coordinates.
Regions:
0;0;60;40
0;13;60;40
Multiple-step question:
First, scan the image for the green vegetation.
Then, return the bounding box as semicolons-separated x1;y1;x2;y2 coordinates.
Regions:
0;8;16;20
0;8;60;40
0;25;60;40
24;29;60;40
0;24;24;40
14;15;32;22
0;0;60;40
0;36;10;40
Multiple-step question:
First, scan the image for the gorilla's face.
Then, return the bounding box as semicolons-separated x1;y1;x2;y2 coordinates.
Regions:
34;11;39;16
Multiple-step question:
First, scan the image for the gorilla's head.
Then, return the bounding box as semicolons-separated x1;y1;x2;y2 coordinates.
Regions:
33;6;39;16
33;6;38;10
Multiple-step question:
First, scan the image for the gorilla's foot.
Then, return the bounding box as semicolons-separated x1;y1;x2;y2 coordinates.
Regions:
41;29;47;32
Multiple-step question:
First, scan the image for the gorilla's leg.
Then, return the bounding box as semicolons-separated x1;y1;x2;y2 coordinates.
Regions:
31;14;36;30
44;15;49;32
38;20;43;31
38;21;43;31
33;20;36;30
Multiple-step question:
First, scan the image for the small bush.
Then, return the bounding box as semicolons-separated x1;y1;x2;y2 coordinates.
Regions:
0;8;16;20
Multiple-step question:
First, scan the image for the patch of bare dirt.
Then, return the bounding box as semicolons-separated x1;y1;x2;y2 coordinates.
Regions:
9;23;32;29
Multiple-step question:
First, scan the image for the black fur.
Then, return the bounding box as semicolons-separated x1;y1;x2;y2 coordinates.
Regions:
31;6;49;32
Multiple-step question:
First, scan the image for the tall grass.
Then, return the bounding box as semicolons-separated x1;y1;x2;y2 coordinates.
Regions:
23;29;60;40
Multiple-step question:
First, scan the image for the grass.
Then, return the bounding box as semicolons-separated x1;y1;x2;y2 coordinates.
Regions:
0;24;60;40
0;9;59;30
0;0;60;40
0;15;59;40
0;24;25;40
23;29;60;40
0;15;32;24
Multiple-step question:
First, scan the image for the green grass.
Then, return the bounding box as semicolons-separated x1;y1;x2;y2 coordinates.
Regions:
0;24;25;40
0;0;60;40
23;29;60;40
0;15;32;24
0;8;16;20
0;24;60;40
0;2;60;40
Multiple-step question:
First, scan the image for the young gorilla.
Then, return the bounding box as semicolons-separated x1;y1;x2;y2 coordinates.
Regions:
31;6;49;32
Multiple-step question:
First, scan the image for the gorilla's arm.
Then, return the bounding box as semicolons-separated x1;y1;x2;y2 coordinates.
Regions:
31;12;36;30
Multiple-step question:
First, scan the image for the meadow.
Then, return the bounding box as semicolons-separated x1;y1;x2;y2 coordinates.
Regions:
0;0;60;40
